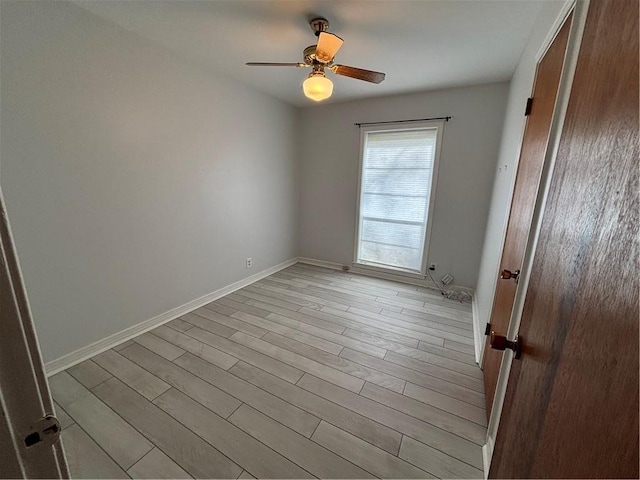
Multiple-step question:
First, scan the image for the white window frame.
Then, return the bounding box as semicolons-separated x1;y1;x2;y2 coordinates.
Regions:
353;120;444;278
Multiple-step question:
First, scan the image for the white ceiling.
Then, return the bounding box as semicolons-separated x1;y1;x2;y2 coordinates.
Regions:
73;0;548;107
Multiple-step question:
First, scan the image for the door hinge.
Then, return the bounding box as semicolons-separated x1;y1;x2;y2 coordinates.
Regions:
484;323;492;336
525;97;533;116
24;415;61;448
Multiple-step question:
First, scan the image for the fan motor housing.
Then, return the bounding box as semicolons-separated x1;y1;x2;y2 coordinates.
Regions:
303;45;318;64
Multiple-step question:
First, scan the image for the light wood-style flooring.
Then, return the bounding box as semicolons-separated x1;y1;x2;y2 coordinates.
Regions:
50;263;486;479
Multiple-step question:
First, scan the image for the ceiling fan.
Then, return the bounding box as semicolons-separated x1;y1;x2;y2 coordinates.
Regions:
246;18;385;102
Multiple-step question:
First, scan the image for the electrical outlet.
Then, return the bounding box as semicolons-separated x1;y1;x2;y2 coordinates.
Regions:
429;263;437;271
246;257;253;269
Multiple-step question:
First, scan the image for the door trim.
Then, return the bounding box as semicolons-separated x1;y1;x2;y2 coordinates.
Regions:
474;0;577;367
482;0;590;476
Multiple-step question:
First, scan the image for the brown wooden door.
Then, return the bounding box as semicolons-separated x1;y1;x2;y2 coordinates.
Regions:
490;0;639;477
482;13;572;415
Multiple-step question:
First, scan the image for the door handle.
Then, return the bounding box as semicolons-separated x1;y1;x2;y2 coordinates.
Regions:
490;331;522;359
500;269;520;283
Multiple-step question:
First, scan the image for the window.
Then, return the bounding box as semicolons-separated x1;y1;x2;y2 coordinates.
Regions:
354;121;443;274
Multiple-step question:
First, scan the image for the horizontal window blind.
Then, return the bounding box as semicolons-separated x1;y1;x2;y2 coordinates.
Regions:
357;128;438;272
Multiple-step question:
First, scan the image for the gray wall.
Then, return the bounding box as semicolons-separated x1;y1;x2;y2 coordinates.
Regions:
297;84;509;288
473;1;567;359
0;1;298;362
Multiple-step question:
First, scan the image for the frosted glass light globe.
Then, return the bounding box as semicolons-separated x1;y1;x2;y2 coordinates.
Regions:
303;73;333;101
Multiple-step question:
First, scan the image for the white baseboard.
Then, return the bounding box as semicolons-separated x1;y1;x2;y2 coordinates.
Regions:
482;441;491;479
45;257;298;375
472;293;485;365
297;256;473;295
295;257;346;271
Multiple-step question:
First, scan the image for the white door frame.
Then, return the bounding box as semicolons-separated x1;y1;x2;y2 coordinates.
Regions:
482;0;590;475
0;186;69;478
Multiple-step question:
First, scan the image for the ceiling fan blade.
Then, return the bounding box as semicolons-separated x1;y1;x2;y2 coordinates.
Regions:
246;62;308;67
330;64;386;84
315;32;344;63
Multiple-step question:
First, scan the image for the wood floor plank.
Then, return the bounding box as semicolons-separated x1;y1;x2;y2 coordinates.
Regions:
201;300;237;317
442;339;476;355
297;374;484;470
67;359;112;388
64;394;154;469
93;350;171;401
61;424;129;479
343;327;477;366
93;377;242;479
341;328;421;356
214;297;273;318
48;371;94;406
228;331;365;392
241;298;328;325
347;273;421;293
246;284;324;309
154;388;313;479
119;343;241;418
287;284;389;314
53;401;74;430
229;404;373;479
280;270;407;314
377;332;477;365
361;382;487;443
403;382;487;426
400;292;473;315
226;292;249;303
166;318;193;332
398;303;473;322
134;332;186;361
399;435;484;479
153;325;239;370
329;277;407;297
262;331;405;393
184;326;304;383
376;305;474;332
284;276;378;303
229;361;402;455
266;312;387;358
181;312;237;338
311;421;432;479
231;310;344;355
383;351;484;391
174;353;320;437
190;308;269;338
235;288;301;311
259;306;346;334
52;373;154;469
253;282;350;311
127;448;192;479
340;348;485;407
347;306;475;343
298;307;422;347
113;340;135;351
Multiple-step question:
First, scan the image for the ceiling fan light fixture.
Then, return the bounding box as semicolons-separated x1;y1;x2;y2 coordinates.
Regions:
303;71;333;102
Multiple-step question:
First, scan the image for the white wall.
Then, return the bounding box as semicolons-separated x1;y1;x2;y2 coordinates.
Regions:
474;0;567;360
0;1;298;363
297;84;509;288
